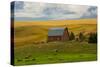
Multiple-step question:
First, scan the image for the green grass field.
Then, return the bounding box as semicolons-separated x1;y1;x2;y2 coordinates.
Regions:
14;19;97;66
14;41;97;66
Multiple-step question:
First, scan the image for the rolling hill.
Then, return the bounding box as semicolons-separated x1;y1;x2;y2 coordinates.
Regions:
13;18;97;65
14;19;97;46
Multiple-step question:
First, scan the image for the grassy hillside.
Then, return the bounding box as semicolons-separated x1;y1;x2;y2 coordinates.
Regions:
14;41;97;66
14;19;97;66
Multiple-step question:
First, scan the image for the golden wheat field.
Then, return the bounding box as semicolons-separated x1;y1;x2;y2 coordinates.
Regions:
14;19;97;27
14;19;97;46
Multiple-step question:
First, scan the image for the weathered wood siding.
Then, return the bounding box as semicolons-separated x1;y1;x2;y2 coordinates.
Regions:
48;36;61;42
47;27;69;42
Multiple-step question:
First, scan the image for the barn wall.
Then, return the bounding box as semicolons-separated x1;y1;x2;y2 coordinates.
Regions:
48;36;61;42
47;27;69;42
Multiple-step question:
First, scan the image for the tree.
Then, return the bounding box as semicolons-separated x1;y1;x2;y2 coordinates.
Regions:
79;32;84;42
69;32;75;40
88;33;97;43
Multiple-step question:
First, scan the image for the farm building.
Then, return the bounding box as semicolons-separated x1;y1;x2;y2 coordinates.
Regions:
47;27;69;42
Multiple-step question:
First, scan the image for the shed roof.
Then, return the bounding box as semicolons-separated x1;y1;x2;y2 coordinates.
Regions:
48;28;65;36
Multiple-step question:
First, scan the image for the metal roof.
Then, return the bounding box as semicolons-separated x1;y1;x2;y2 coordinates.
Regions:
48;28;65;36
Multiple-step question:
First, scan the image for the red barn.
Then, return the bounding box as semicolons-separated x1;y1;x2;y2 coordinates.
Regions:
47;27;69;42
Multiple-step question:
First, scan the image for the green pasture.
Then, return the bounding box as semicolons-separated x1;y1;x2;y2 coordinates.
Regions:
14;41;97;66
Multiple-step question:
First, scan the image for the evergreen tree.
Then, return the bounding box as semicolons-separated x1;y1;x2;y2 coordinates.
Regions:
79;32;84;42
69;32;75;40
88;33;97;43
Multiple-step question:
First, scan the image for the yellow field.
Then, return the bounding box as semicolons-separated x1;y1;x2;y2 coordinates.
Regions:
14;19;97;46
14;19;97;27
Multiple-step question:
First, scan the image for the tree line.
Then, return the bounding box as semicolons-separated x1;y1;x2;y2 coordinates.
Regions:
69;32;97;43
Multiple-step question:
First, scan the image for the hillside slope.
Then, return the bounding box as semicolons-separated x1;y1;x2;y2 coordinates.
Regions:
14;19;97;46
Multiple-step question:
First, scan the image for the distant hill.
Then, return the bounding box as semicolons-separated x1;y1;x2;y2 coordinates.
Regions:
14;19;97;27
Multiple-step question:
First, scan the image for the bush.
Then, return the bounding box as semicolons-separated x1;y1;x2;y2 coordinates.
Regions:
69;32;75;40
88;33;97;43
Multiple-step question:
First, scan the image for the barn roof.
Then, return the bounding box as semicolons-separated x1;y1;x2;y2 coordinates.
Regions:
48;28;65;36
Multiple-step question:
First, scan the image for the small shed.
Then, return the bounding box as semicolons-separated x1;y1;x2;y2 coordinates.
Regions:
47;27;69;42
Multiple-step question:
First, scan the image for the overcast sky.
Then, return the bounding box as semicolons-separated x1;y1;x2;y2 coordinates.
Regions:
11;1;97;21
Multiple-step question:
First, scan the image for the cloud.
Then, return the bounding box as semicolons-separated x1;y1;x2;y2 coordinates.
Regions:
42;4;90;20
13;1;97;20
81;6;97;18
14;1;45;18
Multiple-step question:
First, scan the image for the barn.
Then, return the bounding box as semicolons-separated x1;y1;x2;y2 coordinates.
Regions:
47;27;69;42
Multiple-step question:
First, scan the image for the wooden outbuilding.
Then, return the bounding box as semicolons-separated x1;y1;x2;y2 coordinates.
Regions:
47;27;69;42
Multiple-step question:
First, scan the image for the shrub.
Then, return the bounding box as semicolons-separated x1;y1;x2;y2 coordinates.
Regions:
32;58;36;61
17;59;22;62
